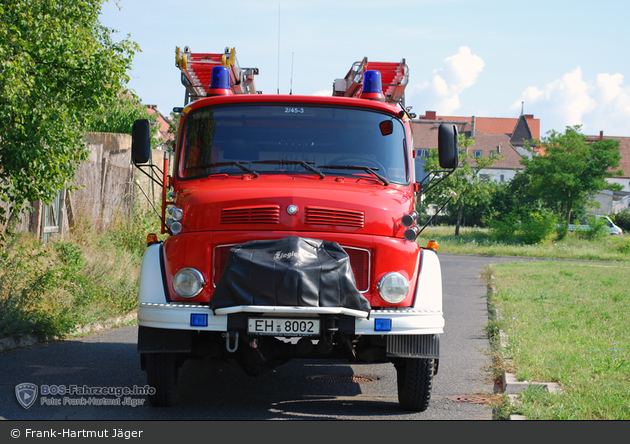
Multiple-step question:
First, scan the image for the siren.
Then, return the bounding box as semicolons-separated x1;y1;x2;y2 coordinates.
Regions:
207;66;233;96
359;70;386;101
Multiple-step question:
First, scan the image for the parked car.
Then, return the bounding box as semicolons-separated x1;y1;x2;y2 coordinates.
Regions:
568;215;623;236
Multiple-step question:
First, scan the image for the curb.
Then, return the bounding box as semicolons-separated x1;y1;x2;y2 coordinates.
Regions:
501;371;561;395
0;312;137;352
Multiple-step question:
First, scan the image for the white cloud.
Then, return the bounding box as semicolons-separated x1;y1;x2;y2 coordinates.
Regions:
410;47;485;115
512;67;630;136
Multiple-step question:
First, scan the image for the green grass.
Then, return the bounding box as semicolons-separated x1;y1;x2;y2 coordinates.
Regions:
0;209;161;342
418;226;630;261
487;261;630;420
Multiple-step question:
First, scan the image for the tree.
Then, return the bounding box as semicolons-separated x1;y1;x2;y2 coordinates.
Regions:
0;0;140;229
422;134;502;235
521;125;624;224
489;170;546;218
87;90;155;136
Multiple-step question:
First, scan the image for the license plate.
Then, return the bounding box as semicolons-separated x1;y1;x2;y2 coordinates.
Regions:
248;318;320;337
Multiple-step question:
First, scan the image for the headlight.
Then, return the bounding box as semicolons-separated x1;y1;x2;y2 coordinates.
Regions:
172;268;205;298
377;272;409;304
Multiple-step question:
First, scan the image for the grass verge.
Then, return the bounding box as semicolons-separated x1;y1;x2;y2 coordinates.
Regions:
486;261;630;420
0;209;160;343
418;226;630;261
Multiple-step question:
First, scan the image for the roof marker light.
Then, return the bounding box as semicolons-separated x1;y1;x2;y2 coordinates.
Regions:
207;65;233;96
359;70;386;101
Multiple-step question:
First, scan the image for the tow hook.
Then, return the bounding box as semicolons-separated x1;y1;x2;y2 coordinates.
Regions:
316;317;339;355
223;331;239;353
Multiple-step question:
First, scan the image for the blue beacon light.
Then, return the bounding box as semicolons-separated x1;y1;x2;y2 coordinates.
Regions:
359;70;386;101
190;313;208;327
207;65;233;96
374;318;392;332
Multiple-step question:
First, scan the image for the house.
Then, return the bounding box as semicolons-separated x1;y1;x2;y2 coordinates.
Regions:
411;111;630;215
146;105;175;150
585;131;630;213
412;111;540;183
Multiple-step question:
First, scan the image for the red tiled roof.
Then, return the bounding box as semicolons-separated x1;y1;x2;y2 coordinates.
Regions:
467;133;524;169
417;112;540;140
147;106;175;143
411;121;526;170
585;135;630;179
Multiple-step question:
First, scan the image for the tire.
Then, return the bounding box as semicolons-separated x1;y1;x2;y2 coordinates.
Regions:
395;358;435;412
145;353;179;407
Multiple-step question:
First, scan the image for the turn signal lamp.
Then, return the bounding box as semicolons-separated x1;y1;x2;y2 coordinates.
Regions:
359;70;386;101
146;233;159;246
426;240;439;252
207;66;233;96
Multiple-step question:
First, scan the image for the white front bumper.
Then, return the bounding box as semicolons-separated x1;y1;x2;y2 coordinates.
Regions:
137;243;444;336
138;302;444;335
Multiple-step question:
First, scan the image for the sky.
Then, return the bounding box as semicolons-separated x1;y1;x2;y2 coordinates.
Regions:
99;0;630;138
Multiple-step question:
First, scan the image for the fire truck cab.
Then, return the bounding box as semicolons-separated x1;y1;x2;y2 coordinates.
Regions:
131;47;458;411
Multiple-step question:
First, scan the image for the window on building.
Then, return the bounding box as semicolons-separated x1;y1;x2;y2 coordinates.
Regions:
474;150;482;158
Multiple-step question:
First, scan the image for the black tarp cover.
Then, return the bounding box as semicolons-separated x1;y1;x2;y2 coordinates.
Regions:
210;237;370;313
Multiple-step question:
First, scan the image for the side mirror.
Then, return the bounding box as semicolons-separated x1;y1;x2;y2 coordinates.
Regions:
132;119;151;164
438;123;459;169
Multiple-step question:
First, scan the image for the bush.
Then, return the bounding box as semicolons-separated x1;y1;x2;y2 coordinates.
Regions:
556;222;569;241
518;210;558;245
613;208;630;232
489;212;520;242
575;216;609;240
616;237;630;254
489;210;560;245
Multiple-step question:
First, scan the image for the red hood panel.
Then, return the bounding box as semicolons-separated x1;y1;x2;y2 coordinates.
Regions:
174;175;413;237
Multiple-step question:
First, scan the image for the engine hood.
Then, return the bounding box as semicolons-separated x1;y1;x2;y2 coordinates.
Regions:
173;175;414;238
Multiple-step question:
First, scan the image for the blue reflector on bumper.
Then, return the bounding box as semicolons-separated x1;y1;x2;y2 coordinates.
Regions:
191;313;208;327
374;318;392;332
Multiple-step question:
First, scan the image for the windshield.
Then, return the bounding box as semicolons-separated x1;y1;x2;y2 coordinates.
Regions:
178;104;409;184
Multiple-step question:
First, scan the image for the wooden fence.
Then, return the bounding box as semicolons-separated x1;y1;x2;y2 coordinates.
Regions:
2;132;170;241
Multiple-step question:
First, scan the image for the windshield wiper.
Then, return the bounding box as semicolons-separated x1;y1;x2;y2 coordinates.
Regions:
252;160;325;179
317;165;390;185
208;162;259;178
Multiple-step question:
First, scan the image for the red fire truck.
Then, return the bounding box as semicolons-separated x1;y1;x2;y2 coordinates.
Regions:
131;47;458;411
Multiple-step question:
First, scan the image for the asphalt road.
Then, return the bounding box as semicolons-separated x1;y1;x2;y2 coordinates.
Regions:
0;253;535;421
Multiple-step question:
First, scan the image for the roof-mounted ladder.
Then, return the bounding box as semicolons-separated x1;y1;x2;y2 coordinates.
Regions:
175;46;260;104
333;57;409;105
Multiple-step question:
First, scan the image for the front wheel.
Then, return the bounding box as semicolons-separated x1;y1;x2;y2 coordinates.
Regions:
395;358;435;412
145;353;179;407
